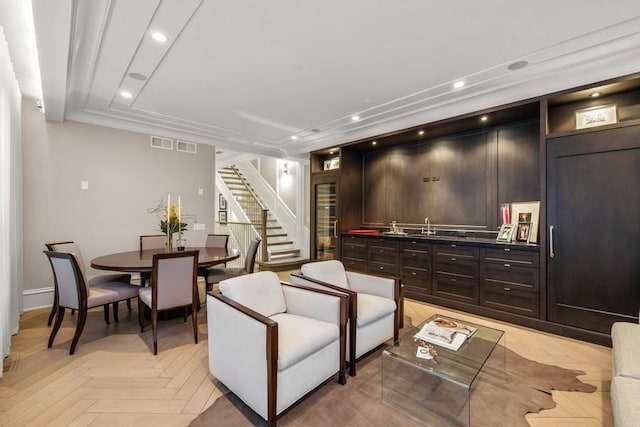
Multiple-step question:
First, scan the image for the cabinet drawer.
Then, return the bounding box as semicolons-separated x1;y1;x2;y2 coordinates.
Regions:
343;257;367;273
369;238;399;250
434;258;479;280
480;264;539;291
401;267;431;288
481;248;539;267
342;242;366;259
369;246;399;264
401;240;431;252
433;274;479;304
343;236;368;246
401;249;431;269
480;281;540;317
434;244;479;260
369;262;398;276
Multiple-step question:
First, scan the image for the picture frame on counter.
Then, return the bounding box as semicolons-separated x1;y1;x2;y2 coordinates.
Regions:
575;104;617;130
510;201;540;243
496;224;515;242
516;222;531;242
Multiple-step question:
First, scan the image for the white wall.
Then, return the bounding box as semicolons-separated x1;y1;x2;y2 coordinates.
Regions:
22;102;216;307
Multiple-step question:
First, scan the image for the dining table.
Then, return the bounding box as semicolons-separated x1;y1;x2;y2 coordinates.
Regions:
90;247;240;317
90;247;240;273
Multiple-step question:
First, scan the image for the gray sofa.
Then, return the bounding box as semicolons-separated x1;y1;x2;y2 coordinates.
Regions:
611;315;640;426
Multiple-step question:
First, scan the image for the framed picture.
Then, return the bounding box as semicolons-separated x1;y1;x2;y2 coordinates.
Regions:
323;157;340;170
575;104;617;130
516;222;531;242
218;211;227;223
511;201;540;243
219;194;227;210
496;224;515;242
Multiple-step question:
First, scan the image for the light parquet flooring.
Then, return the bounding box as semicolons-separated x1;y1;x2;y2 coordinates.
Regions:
1;273;613;426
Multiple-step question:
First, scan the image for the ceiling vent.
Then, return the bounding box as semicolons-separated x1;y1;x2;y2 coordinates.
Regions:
150;136;173;150
176;140;197;154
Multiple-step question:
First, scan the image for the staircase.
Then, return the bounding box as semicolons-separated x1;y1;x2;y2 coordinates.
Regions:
218;166;302;265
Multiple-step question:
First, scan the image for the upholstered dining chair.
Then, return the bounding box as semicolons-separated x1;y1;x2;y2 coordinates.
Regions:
205;237;261;291
290;259;400;376
44;251;140;355
207;271;347;426
139;234;167;287
45;241;132;326
138;250;199;355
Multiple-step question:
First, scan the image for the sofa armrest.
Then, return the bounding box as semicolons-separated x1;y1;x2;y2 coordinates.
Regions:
207;292;277;420
346;271;399;300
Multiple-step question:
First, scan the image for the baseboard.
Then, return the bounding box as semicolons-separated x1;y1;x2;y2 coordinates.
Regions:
23;287;53;312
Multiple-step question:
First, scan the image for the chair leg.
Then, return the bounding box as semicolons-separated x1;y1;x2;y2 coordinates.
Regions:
48;307;65;348
183;307;188;323
191;305;198;345
70;308;88;355
113;302;119;323
48;287;59;326
151;309;158;355
138;298;145;332
103;304;110;325
126;298;132;312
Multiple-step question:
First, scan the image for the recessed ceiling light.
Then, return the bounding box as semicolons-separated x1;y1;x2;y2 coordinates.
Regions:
480;115;488;122
418;130;425;135
590;92;601;98
507;60;529;71
351;115;360;121
372;141;377;146
329;150;334;155
151;32;168;43
291;136;298;140
128;72;148;81
453;80;465;89
120;90;133;99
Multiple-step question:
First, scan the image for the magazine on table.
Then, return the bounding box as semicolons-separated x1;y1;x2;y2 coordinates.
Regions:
413;317;477;351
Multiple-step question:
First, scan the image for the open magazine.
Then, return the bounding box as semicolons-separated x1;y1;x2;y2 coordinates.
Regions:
413;317;477;351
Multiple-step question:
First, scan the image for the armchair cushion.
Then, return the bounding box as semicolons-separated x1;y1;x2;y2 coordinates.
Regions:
271;313;339;370
611;322;640;379
357;293;397;328
219;271;286;317
301;260;349;289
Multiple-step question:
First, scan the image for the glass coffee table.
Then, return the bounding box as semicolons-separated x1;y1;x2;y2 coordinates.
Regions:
382;314;505;426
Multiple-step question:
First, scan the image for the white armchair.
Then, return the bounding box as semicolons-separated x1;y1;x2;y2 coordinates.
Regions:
207;271;347;426
290;260;400;376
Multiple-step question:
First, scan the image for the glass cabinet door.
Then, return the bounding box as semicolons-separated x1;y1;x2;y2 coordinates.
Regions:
314;181;337;260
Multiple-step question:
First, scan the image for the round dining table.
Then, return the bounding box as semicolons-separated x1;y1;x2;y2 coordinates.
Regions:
90;247;241;273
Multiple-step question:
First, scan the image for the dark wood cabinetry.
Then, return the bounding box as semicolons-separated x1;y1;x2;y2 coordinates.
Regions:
433;244;480;304
400;240;432;298
547;124;640;333
480;248;540;317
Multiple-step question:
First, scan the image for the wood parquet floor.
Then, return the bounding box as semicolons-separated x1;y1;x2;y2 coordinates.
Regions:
1;273;613;426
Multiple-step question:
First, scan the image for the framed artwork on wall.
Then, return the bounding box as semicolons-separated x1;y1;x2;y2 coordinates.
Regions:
219;211;227;223
575;104;617;130
219;194;227;210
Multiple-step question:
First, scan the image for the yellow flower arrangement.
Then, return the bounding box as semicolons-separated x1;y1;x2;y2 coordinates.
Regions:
160;204;187;240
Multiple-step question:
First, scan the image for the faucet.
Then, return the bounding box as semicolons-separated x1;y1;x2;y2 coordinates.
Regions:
422;217;435;235
391;221;397;233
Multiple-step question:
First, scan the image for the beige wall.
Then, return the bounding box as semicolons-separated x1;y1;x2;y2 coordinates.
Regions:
22;101;216;295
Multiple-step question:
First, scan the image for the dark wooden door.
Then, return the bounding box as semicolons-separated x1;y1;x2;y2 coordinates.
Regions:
547;125;640;334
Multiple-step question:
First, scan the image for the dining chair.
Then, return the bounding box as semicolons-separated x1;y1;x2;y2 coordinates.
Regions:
139;234;167;287
44;251;140;355
45;241;132;326
139;234;167;251
138;250;199;355
205;237;261;292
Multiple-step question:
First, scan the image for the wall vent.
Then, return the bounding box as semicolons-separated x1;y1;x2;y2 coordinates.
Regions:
176;140;197;154
150;136;173;150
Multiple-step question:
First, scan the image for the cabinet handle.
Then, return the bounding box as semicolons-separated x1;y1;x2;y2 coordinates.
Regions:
451;244;457;248
333;220;338;238
412;272;417;276
549;225;555;258
504;248;511;252
504;287;511;291
451;257;457;261
412;253;417;257
379;266;384;270
504;263;511;267
451;278;457;282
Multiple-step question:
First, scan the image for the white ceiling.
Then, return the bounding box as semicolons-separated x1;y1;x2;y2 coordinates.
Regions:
11;1;640;158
